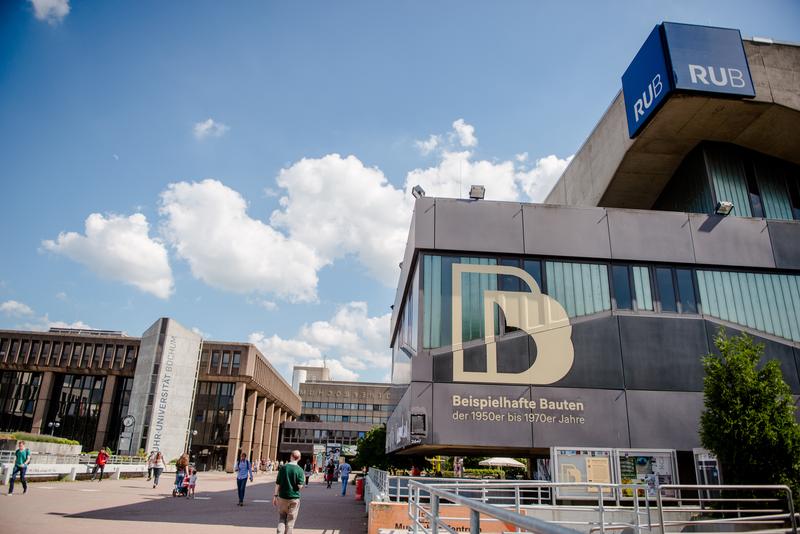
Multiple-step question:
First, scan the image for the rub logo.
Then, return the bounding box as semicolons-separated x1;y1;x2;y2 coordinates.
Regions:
452;264;573;384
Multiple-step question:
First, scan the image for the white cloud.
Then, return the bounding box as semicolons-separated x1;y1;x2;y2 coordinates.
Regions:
42;213;174;299
405;150;520;201
55;292;67;301
45;317;93;330
515;152;529;163
191;326;211;339
414;134;441;156
193;118;229;140
0;300;34;317
248;301;391;382
159;179;322;302
29;0;70;25
452;118;477;148
270;154;411;287
516;154;574;202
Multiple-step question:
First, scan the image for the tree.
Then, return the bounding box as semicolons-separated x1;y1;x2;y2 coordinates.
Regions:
700;330;800;499
352;425;429;472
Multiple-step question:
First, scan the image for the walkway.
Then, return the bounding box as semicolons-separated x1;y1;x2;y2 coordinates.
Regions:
0;471;367;534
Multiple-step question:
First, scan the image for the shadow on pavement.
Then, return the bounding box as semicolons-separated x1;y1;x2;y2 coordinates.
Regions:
66;477;368;532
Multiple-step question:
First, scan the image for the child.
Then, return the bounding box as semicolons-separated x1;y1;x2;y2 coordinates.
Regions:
188;468;198;498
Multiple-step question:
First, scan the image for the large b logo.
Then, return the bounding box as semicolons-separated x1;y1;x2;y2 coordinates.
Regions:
452;264;574;384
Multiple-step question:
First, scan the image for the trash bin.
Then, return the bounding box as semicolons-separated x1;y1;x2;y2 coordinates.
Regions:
355;476;364;500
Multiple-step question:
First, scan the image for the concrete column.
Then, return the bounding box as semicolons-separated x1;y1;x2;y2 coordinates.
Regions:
268;406;283;461
260;402;276;461
252;396;268;464
225;382;247;472
239;389;258;460
31;371;55;433
93;375;118;451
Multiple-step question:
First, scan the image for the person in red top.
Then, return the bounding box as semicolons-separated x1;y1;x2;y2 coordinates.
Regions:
91;447;110;482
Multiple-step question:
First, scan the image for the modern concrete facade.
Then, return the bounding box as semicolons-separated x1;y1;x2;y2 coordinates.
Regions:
386;26;799;485
0;318;300;471
291;364;331;393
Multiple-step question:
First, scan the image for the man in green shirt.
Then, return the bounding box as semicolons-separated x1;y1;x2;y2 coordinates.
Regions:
8;440;31;495
272;449;304;534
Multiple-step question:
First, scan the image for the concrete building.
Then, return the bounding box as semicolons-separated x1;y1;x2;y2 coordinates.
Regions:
280;377;403;465
291;364;331;393
0;317;300;471
386;23;799;488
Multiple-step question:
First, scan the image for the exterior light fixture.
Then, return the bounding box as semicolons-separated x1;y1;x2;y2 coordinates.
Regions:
469;185;486;200
411;185;426;199
715;201;734;215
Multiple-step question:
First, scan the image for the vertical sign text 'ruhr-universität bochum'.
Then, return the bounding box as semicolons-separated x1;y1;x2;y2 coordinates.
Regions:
622;22;755;138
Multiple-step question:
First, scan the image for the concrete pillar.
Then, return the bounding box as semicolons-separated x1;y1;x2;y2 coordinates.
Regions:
240;389;258;460
93;375;118;451
252;396;268;464
31;371;55;433
260;402;276;462
268;406;283;461
225;382;247;472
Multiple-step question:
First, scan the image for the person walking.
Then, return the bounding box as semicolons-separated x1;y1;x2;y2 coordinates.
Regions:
146;451;156;481
90;447;110;481
325;459;335;489
338;458;352;496
7;440;30;495
303;460;312;485
273;450;304;534
175;452;190;490
152;451;165;488
235;452;253;506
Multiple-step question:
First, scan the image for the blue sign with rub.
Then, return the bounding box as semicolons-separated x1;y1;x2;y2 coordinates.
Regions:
622;23;755;138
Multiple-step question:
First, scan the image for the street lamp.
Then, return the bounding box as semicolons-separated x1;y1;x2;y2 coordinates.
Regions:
47;421;60;436
187;429;198;454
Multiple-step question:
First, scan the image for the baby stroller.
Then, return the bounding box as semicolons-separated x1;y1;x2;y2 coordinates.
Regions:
172;472;189;497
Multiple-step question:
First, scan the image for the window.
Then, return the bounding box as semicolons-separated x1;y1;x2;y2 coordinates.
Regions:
656;268;678;312
676;269;698;314
632;266;653;311
221;351;231;374
210;351;220;371
231;351;240;375
612;265;653;311
612;265;633;310
0;371;41;432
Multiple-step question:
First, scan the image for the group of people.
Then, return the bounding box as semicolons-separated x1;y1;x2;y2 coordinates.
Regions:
145;451;197;497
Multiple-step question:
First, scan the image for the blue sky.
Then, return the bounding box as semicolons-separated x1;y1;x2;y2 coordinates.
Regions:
1;0;798;382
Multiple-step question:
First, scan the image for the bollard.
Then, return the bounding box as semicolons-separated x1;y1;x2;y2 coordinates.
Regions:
113;469;121;480
1;464;10;486
68;467;77;481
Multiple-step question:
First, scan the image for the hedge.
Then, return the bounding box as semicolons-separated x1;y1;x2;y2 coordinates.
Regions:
0;432;80;446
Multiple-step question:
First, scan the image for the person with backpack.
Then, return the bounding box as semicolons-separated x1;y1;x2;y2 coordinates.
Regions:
90;447;110;481
234;452;253;506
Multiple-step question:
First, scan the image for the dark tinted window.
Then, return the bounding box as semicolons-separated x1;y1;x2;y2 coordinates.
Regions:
656;268;677;312
676;269;698;314
612;265;632;310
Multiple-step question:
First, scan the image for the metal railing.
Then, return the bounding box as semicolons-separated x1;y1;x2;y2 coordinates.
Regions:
0;450;146;465
404;479;798;534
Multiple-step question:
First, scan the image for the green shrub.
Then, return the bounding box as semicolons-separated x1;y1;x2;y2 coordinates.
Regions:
1;432;80;446
463;468;505;478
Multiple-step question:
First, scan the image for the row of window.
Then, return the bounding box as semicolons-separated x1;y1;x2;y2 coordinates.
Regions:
191;382;237;446
301;401;395;412
0;338;136;371
0;371;40;433
199;349;242;376
282;427;366;445
419;254;800;349
300;414;389;424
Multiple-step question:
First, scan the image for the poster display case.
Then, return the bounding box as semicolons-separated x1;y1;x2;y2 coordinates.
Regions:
614;448;679;499
551;447;615;499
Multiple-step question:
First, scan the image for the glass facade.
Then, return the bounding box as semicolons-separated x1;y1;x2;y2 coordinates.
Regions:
0;371;41;432
282;427;365;446
104;377;134;451
191;381;236;446
46;374;106;451
411;254;800;351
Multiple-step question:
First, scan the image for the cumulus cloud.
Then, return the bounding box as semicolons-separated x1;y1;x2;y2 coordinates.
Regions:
42;213;174;299
414;134;441;156
29;0;70;25
452;118;477;147
0;300;34;317
248;301;390;381
405;150;520;201
45;317;93;330
516;154;574;202
193;118;229;140
271;154;410;286
159;179;321;302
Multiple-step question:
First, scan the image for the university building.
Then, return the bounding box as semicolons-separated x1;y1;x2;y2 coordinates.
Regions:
0;317;300;471
387;23;799;488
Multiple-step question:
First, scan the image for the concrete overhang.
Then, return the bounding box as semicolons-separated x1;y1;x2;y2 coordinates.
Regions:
545;40;800;209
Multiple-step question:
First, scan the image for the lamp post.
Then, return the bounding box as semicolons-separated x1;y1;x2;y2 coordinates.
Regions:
187;429;198;456
47;421;60;436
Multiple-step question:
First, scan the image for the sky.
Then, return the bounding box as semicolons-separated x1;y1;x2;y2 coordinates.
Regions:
1;0;798;383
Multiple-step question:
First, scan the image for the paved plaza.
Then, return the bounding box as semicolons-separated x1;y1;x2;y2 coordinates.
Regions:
0;471;368;534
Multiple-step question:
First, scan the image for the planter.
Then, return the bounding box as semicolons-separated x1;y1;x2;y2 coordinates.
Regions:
0;439;82;456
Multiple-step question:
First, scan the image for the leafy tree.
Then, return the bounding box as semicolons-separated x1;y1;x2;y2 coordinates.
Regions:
700;330;800;499
352;425;429;472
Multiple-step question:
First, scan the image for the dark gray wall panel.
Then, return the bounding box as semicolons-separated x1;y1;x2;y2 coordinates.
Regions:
553;316;625;389
434;199;524;254
619;316;709;391
608;209;695;263
705;322;800;394
431;383;534;448
523;205;611;258
415;197;436;249
431;350;453;382
767;220;800;270
411;352;433;382
531;387;630;448
689;214;776;268
627;390;703;450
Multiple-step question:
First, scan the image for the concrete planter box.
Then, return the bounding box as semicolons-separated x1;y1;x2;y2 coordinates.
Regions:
0;439;82;456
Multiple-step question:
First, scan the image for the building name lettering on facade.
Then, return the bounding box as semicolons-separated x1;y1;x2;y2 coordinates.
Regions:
152;335;176;450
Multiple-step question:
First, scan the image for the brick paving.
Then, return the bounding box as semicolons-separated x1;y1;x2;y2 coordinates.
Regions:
0;470;368;534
